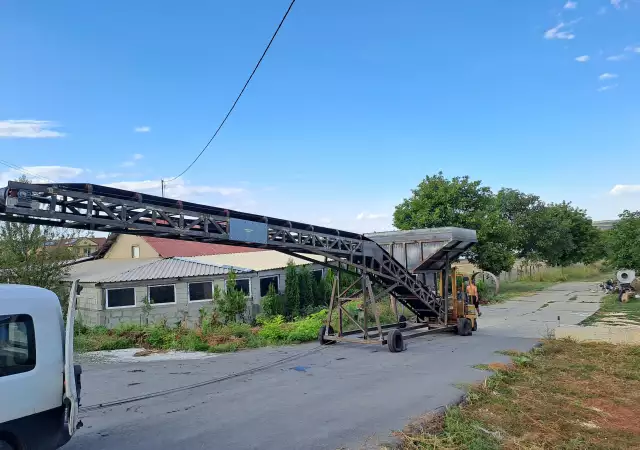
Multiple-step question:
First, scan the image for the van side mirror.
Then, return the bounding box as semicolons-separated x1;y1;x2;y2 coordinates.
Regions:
76;284;83;295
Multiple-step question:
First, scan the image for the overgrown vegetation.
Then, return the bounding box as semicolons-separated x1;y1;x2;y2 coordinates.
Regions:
391;339;640;450
393;172;609;275
75;309;331;353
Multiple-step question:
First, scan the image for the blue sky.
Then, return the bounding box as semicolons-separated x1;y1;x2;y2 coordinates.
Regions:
1;0;639;233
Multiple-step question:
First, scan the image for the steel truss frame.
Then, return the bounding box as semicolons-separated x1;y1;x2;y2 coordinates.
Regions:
319;274;456;351
0;181;445;322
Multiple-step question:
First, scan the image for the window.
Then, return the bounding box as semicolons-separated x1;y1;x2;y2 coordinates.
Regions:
106;288;136;308
189;282;213;302
83;247;92;257
148;285;176;304
131;245;140;259
312;269;323;282
225;279;251;296
259;276;279;297
0;314;36;377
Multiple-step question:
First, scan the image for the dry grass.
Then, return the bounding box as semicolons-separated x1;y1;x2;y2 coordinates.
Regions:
392;339;640;450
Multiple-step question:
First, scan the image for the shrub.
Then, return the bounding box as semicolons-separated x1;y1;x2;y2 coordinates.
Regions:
261;283;285;317
216;271;247;323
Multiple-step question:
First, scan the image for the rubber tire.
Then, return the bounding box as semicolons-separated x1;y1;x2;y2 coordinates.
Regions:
457;318;473;336
398;314;407;329
387;329;404;353
471;318;478;332
456;318;466;336
464;318;473;336
318;325;335;345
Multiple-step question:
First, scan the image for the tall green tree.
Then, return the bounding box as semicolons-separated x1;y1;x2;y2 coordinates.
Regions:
607;210;640;270
284;260;300;318
394;172;493;231
534;202;599;267
495;188;546;260
215;271;247;323
393;172;517;274
297;265;314;312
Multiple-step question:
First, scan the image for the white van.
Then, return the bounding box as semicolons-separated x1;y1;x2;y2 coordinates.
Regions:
0;281;81;450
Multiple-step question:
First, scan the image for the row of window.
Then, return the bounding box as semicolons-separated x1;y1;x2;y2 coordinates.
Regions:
105;274;290;309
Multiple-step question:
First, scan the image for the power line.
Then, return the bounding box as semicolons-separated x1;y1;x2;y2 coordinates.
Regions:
0;159;55;183
166;0;296;182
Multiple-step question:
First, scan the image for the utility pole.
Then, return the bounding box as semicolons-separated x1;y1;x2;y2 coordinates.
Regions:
161;179;165;198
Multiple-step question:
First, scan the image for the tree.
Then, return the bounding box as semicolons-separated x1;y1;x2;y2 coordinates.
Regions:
393;172;517;274
0;175;85;302
534;202;599;267
394;172;493;231
298;265;315;313
607;210;640;270
215;271;247;323
261;283;285;317
495;188;546;260
284;260;300;318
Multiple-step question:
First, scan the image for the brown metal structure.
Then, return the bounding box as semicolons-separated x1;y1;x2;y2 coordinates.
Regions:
0;181;479;352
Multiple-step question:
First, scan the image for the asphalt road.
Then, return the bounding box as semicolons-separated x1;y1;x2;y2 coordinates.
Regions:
68;282;601;450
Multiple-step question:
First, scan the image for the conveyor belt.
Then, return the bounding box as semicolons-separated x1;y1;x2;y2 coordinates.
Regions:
0;181;449;320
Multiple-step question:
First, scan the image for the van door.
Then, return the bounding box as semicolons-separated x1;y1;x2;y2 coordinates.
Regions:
63;280;80;436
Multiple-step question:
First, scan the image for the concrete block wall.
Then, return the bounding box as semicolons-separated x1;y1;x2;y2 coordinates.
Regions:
101;278;226;328
76;284;104;327
80;263;326;329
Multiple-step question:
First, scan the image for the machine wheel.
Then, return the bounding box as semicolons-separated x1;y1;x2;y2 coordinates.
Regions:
457;318;472;336
398;314;407;329
471;318;478;332
387;329;404;353
318;325;335;345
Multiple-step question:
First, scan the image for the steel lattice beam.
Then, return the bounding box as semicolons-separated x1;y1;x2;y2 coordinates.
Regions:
0;181;446;322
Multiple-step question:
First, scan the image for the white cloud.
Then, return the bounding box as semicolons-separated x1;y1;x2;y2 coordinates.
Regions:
0;165;83;186
597;84;618;92
564;1;577;9
105;179;246;199
625;45;640;53
0;120;65;138
96;172;124;180
610;184;640;195
606;54;627;61
575;55;590;62
599;72;618;80
121;153;145;167
611;0;622;8
134;126;150;133
543;21;578;40
356;212;389;220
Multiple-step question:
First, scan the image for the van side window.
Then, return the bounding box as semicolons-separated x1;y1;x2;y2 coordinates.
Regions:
0;314;36;377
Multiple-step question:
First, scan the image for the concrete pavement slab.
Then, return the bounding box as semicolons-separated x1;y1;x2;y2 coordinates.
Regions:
67;281;603;450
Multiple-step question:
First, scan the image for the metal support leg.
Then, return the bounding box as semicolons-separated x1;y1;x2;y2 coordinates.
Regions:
366;276;384;343
337;272;343;336
444;254;450;325
325;276;338;335
362;274;368;340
